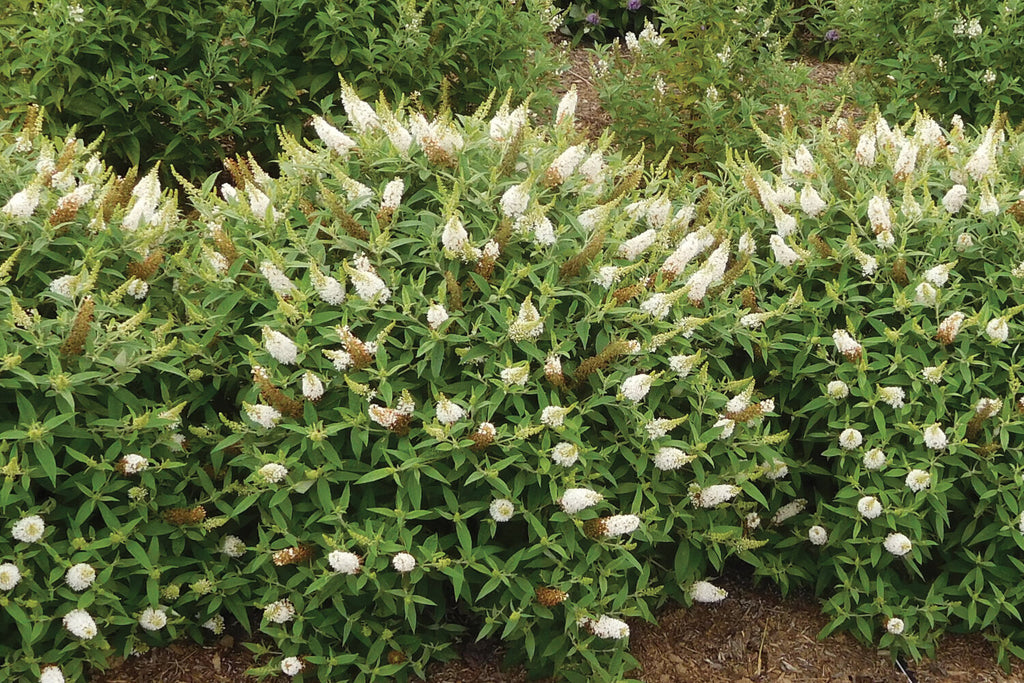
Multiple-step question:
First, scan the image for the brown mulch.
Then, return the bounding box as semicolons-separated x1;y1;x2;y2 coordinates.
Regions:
626;574;1023;683
550;36;612;143
90;573;1023;682
89;635;287;683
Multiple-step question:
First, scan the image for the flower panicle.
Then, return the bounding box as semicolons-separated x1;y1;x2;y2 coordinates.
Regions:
252;366;304;418
535;586;568;606
61;295;95;356
572;340;632;387
164;505;206;526
272;544;314;566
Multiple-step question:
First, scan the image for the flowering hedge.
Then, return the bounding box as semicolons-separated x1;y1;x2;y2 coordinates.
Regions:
3;95;1024;682
727;110;1024;665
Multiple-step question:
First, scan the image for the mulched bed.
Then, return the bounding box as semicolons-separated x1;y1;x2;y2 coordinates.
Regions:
91;572;1022;682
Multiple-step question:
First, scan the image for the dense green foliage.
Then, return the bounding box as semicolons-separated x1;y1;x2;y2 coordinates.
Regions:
4;89;1024;682
0;0;561;179
775;1;1024;127
589;0;866;168
554;0;655;44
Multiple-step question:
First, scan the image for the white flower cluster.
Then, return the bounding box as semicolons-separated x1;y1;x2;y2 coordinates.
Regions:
555;87;577;126
826;380;849;399
221;535;246;558
620;373;654;402
245;403;282;429
263;327;298;365
65;563;96;592
123;169;161;231
986;317;1009;343
838;428;863;450
668;353;700;378
139;607;167;631
349;254;390;304
392;552;416;573
500;183;531;218
905;469;931;493
832;329;862;360
663;227;715;275
260;261;296;297
808;525;828;546
771;498;806;524
264;599;296;623
328;550;362;575
280;657;304;676
541;405;571;428
923;423;947;450
863;448;887;470
884;532;912;556
302;371;324;401
690;580;728;603
693;484;740;508
653;447;694;471
435;396;466;425
339;83;380;133
12;515;45;543
63;609;98;639
427;303;449;330
311;267;344;306
560;488;603;514
618;229;658;260
410;112;464;159
601;514;641;537
40;666;65;683
489;103;527;142
685;241;730;303
380;177;404;210
942;184;968;214
120;453;148;474
551;442;579;466
258;463;289;484
501;365;530;387
2;186;42;221
769;234;801;266
857;496;883;519
878;386;905;409
579;614;630;639
509;297;544;342
593;265;620;289
489;499;515;522
0;563;20;590
312;116;356;156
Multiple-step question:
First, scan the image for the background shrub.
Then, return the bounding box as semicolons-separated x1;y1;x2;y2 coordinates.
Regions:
589;0;868;169
0;0;562;180
554;0;656;44
803;0;1024;126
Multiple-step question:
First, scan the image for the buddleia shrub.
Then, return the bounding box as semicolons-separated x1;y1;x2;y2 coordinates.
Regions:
589;0;851;168
169;90;797;682
710;109;1024;667
0;109;197;681
0;0;562;179
1;94;796;681
6;86;1024;683
804;0;1024;125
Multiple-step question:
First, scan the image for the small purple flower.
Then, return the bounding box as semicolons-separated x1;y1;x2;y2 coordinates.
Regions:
825;29;841;42
627;0;642;10
585;11;600;25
